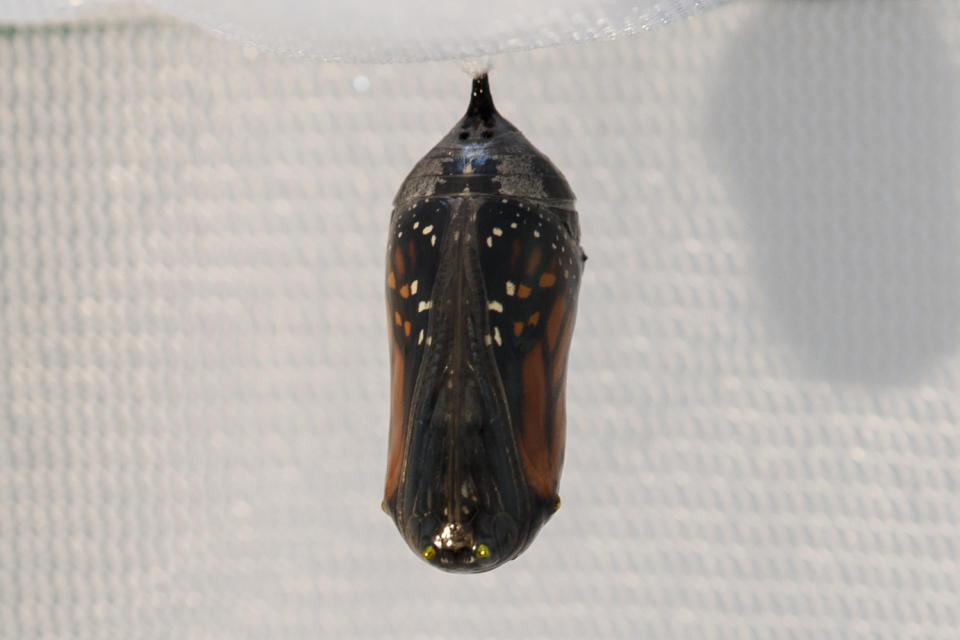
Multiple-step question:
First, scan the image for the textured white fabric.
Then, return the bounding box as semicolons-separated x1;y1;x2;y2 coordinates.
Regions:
0;0;725;61
1;2;959;638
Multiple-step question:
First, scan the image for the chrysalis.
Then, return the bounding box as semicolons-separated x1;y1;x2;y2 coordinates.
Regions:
383;74;584;572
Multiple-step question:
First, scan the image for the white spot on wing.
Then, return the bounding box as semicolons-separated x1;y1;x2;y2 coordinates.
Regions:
431;235;436;246
484;334;492;346
410;280;418;295
493;326;502;346
413;221;420;229
487;300;503;313
422;224;434;235
505;281;516;296
492;227;503;237
418;329;424;345
418;300;432;313
486;236;493;248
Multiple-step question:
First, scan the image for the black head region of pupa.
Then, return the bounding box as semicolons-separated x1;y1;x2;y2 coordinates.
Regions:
393;74;576;207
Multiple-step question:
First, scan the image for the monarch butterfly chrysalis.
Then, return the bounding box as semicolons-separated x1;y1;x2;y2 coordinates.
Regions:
383;73;585;572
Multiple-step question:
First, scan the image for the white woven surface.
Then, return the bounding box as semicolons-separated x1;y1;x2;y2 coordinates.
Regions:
1;2;959;638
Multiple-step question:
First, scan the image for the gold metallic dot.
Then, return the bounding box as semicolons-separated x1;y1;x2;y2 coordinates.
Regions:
422;545;437;561
475;544;490;559
554;497;562;511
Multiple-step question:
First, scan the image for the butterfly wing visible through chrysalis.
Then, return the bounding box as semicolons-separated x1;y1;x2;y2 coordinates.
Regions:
474;196;584;501
384;198;452;501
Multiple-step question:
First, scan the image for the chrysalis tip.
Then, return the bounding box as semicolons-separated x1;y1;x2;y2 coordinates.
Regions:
466;73;496;120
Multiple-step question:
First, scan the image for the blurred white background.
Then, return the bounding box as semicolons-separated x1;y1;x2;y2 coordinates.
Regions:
1;1;958;638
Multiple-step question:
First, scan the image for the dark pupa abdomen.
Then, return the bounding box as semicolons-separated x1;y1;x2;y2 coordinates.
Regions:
383;73;584;572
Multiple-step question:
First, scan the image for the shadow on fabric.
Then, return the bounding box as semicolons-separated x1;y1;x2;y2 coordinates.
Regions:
705;2;960;385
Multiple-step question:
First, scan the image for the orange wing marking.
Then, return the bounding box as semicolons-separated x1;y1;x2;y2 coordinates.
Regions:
525;246;542;276
384;341;406;498
538;273;556;288
546;297;566;349
393;248;405;277
519;343;553;497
